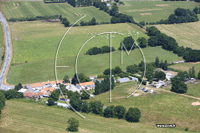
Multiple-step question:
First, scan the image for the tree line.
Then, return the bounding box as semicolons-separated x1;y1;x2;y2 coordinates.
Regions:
86;46;115;55
8;15;60;22
146;26;200;62
69;95;141;122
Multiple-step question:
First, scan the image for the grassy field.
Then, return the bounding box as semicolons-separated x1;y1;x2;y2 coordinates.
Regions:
169;62;200;76
6;21;182;84
118;1;199;23
155;21;200;49
0;1;111;23
87;82;200;132
186;83;200;98
0;98;197;133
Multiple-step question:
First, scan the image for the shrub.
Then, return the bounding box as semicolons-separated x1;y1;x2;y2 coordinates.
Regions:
125;107;141;122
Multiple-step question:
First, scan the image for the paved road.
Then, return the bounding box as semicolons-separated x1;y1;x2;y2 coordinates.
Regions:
0;13;14;90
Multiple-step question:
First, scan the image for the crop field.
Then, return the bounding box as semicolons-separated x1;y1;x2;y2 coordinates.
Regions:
155;21;200;49
87;82;200;132
118;1;199;23
6;21;182;84
0;1;111;23
0;98;197;133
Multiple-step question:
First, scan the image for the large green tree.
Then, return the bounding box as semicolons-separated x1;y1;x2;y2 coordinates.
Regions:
67;117;79;132
171;76;188;93
125;107;141;122
119;36;135;51
115;105;126;119
137;37;147;48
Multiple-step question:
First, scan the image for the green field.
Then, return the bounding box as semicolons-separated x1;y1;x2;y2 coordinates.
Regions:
87;82;200;132
6;21;182;84
118;1;199;23
169;62;200;76
186;83;200;98
0;1;111;23
155;21;200;49
0;97;197;133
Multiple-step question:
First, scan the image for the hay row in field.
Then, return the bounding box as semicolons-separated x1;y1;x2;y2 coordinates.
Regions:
156;4;170;7
140;13;152;16
75;13;82;16
127;8;162;12
13;3;19;6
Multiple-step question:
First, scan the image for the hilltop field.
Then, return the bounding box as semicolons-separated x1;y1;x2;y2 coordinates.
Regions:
0;1;111;24
6;21;182;84
118;1;199;23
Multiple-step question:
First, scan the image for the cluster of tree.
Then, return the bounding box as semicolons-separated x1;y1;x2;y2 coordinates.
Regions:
14;83;23;91
119;36;135;51
71;73;91;85
147;26;200;62
60;16;70;27
63;75;70;83
80;17;97;26
0;89;24;100
163;0;186;1
77;0;92;7
93;2;109;13
194;0;200;2
86;46;115;55
103;66;122;75
137;37;147;48
154;71;166;81
94;77;115;95
8;15;59;22
103;105;141;122
193;7;200;14
155;57;168;70
67;117;79;132
67;0;76;7
171;75;188;93
155;8;199;24
0;91;6;116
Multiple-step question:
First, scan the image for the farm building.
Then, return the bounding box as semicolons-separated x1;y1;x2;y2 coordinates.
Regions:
18;89;27;93
23;91;44;101
153;80;165;88
116;77;130;83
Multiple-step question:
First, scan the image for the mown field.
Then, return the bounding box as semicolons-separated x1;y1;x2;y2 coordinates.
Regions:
118;1;199;23
0;1;111;23
155;21;200;49
87;82;200;132
0;97;197;133
6;21;182;84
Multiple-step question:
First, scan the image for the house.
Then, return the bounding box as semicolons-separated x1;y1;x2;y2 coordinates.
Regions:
116;77;130;83
41;87;55;95
153;80;165;88
76;81;95;90
89;76;97;82
23;91;44;101
18;89;27;93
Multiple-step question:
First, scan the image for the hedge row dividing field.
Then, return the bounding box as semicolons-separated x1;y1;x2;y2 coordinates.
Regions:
0;1;111;23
